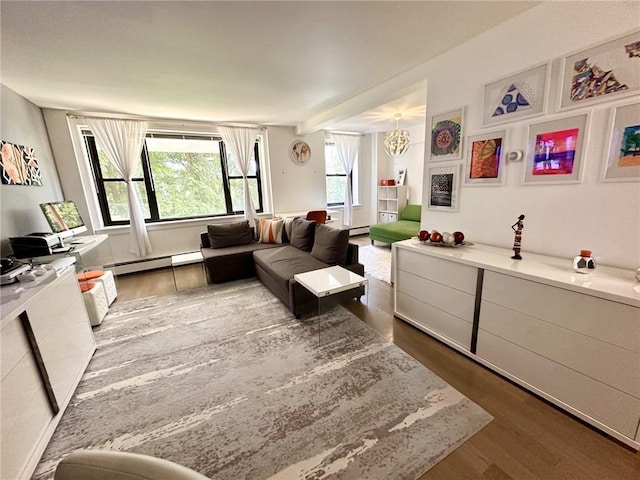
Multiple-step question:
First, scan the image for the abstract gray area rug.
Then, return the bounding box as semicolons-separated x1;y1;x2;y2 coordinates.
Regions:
359;244;392;283
34;280;492;480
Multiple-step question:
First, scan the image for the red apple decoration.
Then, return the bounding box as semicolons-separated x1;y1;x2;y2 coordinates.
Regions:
430;231;443;243
418;230;430;241
453;231;465;245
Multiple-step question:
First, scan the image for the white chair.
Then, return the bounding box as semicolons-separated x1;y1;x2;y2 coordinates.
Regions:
54;450;210;480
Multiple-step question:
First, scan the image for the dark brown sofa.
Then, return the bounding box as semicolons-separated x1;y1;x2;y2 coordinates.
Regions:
200;218;364;317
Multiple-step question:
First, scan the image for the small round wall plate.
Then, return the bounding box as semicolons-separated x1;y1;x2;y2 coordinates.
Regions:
289;140;311;164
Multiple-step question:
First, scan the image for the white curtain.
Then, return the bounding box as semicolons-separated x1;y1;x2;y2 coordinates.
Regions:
219;126;260;227
331;133;360;226
85;118;152;257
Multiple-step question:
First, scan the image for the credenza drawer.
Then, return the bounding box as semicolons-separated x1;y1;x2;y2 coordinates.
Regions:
396;248;477;294
477;329;640;440
396;270;475;323
396;292;473;350
480;300;639;398
482;271;639;353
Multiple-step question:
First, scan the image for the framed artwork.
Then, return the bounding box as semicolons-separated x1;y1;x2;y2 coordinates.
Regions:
464;130;507;186
289;140;311;164
602;102;640;182
396;168;406;185
430;107;464;161
0;140;43;186
483;62;549;127
559;29;640;110
523;114;589;185
427;163;460;211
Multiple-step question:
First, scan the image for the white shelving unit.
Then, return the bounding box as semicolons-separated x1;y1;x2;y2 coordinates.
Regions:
377;185;407;224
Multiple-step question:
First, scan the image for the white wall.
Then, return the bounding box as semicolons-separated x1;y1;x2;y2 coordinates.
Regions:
420;1;640;269
0;85;65;256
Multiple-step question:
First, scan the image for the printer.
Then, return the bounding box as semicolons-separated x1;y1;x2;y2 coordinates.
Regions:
9;233;71;259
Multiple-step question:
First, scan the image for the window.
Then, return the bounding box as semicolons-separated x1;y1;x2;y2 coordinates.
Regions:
325;141;359;206
83;132;263;225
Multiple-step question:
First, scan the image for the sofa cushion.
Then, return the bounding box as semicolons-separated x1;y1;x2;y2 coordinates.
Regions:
401;204;422;222
289;217;316;252
207;221;254;249
253;245;328;291
258;218;285;244
281;216;296;242
311;224;349;265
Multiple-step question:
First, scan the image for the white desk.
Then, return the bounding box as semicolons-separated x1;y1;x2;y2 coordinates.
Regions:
31;234;112;272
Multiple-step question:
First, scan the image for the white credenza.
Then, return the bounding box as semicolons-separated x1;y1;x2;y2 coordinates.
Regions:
393;239;640;449
377;185;407;223
1;266;96;480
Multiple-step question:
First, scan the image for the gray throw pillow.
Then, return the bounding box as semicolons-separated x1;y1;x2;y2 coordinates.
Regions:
289;217;316;252
311;224;349;265
207;220;254;248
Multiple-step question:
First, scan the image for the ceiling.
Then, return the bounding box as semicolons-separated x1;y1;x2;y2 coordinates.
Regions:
1;1;538;133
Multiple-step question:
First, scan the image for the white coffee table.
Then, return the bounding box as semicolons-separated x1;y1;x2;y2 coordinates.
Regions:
171;251;205;290
294;265;367;315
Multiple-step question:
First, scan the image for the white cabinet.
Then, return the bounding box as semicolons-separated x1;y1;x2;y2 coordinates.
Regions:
377;185;407;224
395;248;478;352
393;239;640;449
1;267;96;480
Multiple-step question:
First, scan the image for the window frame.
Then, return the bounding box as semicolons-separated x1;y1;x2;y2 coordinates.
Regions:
324;140;357;207
83;131;264;226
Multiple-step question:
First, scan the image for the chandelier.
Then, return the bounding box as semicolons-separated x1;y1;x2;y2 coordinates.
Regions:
384;113;410;157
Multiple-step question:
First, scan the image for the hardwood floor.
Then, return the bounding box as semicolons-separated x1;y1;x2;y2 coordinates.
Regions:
111;235;640;479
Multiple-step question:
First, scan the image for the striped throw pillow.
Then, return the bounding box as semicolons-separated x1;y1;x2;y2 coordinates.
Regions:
259;218;284;244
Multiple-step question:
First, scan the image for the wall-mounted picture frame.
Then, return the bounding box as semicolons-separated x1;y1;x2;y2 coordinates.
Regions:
559;29;640;111
464;130;507;186
602;101;640;182
523;113;589;185
427;163;460;211
483;62;549;127
0;140;43;186
430;107;464;162
289;140;311;164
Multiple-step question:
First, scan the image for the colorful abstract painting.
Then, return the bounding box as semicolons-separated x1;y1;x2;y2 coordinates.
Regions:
483;63;548;127
470;138;502;179
618;124;640;167
430;107;464;161
532;128;579;175
524;114;588;185
491;83;534;118
0;141;43;186
560;31;640;110
602;102;640;182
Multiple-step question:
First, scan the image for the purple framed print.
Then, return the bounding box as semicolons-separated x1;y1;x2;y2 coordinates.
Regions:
523;114;589;185
602;102;640;182
0;141;43;186
483;63;549;127
559;29;640;110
